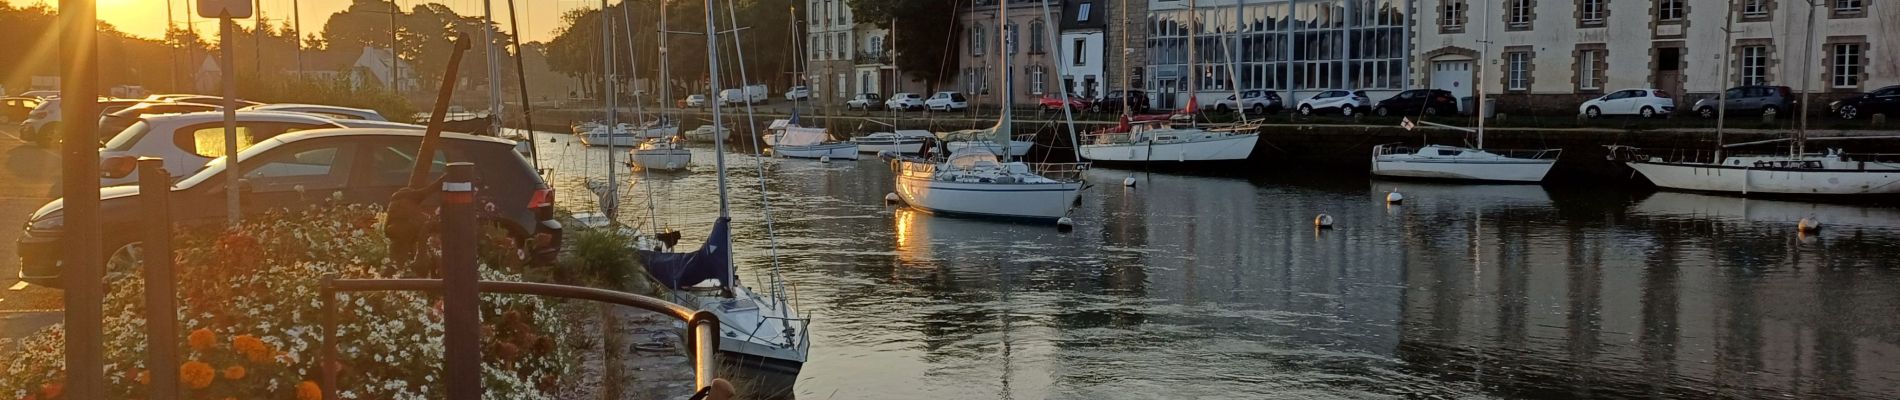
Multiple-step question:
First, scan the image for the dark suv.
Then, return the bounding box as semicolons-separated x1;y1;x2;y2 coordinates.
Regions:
1374;89;1459;117
1830;85;1900;120
1692;85;1795;118
16;128;561;288
1092;90;1150;114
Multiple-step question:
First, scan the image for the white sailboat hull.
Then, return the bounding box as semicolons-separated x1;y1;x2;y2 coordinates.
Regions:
851;138;927;154
775;142;859;160
678;286;808;368
946;140;1034;158
893;174;1082;221
580;126;679;147
629;148;693;171
1078;133;1258;162
1627;161;1900;195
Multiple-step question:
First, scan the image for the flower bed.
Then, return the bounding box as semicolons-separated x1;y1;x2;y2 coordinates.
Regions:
1;204;571;400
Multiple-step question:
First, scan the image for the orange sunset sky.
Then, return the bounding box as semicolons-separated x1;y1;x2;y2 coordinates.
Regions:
36;0;593;43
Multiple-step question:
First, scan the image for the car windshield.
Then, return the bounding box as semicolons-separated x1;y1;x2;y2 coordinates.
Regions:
102;120;152;151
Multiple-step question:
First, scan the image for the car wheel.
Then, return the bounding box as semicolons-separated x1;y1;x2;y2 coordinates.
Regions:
1375;106;1389;117
107;241;143;271
1698;107;1715;119
1423;107;1440;117
1250;104;1266;115
1838;105;1858;120
1341;106;1356;117
1217;105;1231;113
1585;106;1602;119
1299;105;1314;116
1640;106;1655;119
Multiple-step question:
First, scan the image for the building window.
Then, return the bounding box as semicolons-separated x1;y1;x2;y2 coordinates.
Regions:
1657;0;1684;22
838;33;849;59
1578;51;1601;90
1507;0;1534;28
1833;0;1863;16
971;24;985;56
1831;43;1861;88
824;36;833;60
870;36;884;55
1579;0;1605;25
1077;2;1092;22
1073;38;1087;66
1740;46;1767;86
837;72;847;96
1031;66;1046;95
1007;23;1020;55
1441;0;1468;32
1506;51;1531;90
809;35;819;60
1029;20;1046;54
1743;0;1768;17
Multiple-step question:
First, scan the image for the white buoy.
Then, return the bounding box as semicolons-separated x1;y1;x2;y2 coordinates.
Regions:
1056;217;1075;232
819;155;832;163
885;192;900;203
1314;214;1334;229
1385;188;1404;204
1798;216;1822;233
1123;176;1137;187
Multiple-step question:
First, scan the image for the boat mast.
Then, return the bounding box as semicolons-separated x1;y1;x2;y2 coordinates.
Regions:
1795;0;1816;158
701;0;736;286
1475;1;1489;150
660;0;673;127
726;0;792;318
1118;0;1129;118
600;0;619;218
507;0;540;170
723;0;763;161
1037;0;1081;163
622;3;649;129
995;0;1013;154
1185;0;1196;120
1715;0;1734;160
483;0;503;136
1220;14;1246;125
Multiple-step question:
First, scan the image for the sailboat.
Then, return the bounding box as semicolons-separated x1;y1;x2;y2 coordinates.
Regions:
1369;4;1558;183
884;1;1086;222
1076;0;1258;164
617;3;692;171
850;130;935;154
640;0;808;390
765;110;859;160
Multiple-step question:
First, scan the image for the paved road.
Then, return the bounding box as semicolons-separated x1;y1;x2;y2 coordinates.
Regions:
0;124;63;339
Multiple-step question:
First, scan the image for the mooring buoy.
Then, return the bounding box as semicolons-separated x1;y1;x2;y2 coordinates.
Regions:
1057;217;1076;232
1798;216;1822;233
885;192;900;203
1123;176;1137;187
1386;188;1404;204
1314;214;1335;229
819;155;832;163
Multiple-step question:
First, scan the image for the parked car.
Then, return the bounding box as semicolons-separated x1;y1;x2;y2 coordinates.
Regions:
1580;88;1675;118
165;95;264;108
1373;89;1458;117
1091;90;1150;114
1829;85;1900;120
19;98;143;146
846;93;884;110
685;94;708;108
885;93;926;111
17;90;59;99
242;103;389;121
1;96;41;123
98;111;349;187
97;102;221;143
719;84;769;105
1297;90;1371;116
784;86;811;101
16;128;562;288
1205;90;1283;115
926;91;969;112
1692;85;1794;119
1037;95;1092;112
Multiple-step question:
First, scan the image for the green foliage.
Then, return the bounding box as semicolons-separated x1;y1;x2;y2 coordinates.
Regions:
543;0;801;100
848;0;963;91
236;74;418;123
557;224;656;295
318;0;518;92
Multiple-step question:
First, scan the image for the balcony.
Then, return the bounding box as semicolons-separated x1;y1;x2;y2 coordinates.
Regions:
855;51;893;66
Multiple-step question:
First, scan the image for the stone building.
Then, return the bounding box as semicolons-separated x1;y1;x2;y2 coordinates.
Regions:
955;0;1070;107
1416;0;1897;116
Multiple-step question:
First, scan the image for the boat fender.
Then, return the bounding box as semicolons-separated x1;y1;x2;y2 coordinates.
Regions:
1385;189;1404;204
1798;217;1822;233
885;192;900;203
1314;214;1335;229
1057;217;1075;232
1123;176;1137;187
820;155;832;163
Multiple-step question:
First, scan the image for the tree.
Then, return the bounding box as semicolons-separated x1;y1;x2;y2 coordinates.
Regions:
849;0;962;92
543;0;795;102
317;0;517;96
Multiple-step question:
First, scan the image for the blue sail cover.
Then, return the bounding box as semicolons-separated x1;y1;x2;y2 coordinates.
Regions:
639;217;734;289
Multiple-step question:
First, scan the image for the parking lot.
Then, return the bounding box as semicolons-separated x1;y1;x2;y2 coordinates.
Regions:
0;124;64;340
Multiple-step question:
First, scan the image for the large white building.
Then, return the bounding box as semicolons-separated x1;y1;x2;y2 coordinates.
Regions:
1417;0;1896;115
1143;0;1412;110
1061;0;1110;99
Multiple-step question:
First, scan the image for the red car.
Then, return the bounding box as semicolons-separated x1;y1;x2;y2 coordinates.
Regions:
1038;95;1091;112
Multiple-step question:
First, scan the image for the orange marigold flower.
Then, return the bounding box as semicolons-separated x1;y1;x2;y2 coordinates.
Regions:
39;381;63;398
180;360;216;389
232;334;272;363
187;328;217;351
222;365;247;380
296;381;322;400
138;370;151;385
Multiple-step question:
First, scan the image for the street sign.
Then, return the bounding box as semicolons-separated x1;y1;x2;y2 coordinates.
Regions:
1401;117;1416;131
198;0;252;18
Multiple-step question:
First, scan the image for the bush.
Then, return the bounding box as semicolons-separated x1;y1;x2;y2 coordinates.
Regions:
237;74;418;123
0;204;570;399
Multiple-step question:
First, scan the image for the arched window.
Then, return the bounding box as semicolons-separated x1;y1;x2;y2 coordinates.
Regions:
1028;20;1045;54
971;23;985;55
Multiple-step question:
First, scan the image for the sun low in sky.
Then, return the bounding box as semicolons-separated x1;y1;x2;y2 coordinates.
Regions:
60;0;581;43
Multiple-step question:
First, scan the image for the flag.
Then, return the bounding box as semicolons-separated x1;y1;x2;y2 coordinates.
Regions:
1400;117;1416;131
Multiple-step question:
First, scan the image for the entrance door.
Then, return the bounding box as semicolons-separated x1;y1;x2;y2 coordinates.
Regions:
1157;78;1178;110
1431;60;1474;112
1654;47;1683;110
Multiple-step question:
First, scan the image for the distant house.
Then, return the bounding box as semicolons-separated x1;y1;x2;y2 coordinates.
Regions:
350;47;418;92
194;56;221;93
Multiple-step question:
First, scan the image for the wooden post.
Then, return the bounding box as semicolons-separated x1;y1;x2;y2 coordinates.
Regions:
58;0;105;397
138;158;180;400
409;34;473;189
440;163;482;399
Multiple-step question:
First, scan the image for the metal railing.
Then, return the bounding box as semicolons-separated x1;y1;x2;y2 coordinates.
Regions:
1028;162;1092;182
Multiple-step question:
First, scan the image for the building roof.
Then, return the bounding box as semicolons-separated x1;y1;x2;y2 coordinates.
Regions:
1060;0;1105;30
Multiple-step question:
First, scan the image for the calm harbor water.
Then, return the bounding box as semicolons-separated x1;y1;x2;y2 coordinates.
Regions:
528;131;1900;399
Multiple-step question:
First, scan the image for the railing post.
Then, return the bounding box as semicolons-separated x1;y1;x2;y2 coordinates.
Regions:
440;162;482;399
319;274;338;400
687;311;721;393
137;158;179;400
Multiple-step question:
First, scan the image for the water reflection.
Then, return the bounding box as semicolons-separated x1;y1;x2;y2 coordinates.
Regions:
528;134;1900;399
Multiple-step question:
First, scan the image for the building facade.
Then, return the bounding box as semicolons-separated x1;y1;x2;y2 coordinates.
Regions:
957;0;1070;107
1145;0;1412;110
805;0;855;101
1061;0;1110;99
1417;0;1896;115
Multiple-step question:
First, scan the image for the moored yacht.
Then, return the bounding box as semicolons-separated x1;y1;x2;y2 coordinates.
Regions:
1612;143;1900;195
850;130;935;154
627;136;692;171
1372;143;1560;182
1079;118;1258;162
766;119;858;160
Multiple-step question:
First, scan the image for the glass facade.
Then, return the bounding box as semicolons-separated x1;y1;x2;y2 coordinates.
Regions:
1146;0;1407;105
